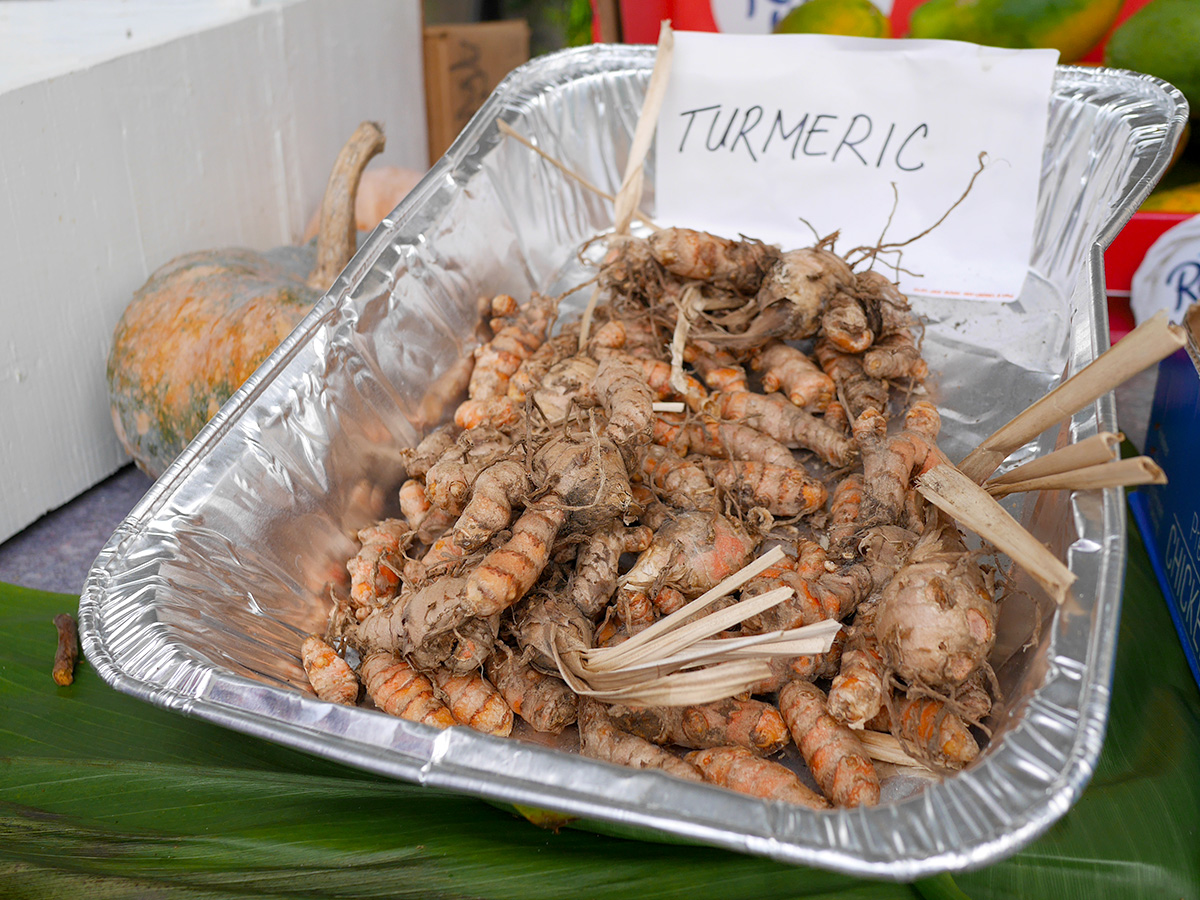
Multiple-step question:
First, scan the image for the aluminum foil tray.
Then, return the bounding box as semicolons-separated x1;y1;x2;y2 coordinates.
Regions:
79;46;1188;879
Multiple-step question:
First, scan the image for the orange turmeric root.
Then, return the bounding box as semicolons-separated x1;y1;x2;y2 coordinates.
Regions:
820;290;876;353
617;510;757;621
813;337;890;420
854;401;943;527
863;330;928;381
398;478;432;532
347;519;408;611
508;332;579;402
485;645;578;734
828;602;887;729
876;693;981;770
606;697;790;756
424;427;514;514
778;680;880;808
594;354;655;445
360;650;456;728
467;292;557;401
638;444;718;511
453;458;530;551
454;396;522;430
827;474;866;558
406;613;498;677
685;340;749;393
567;524;654;618
578;699;704;782
709;246;854;348
508;594;595;673
609;352;707;406
400;425;460;479
685;746;830;809
741;541;868;633
703;390;856;467
647;227;779;295
466;505;567;617
301;635;360;705
752;341;835;412
708;460;827;517
528;353;598;424
823;400;850;435
431;667;514;737
874;519;997;691
653;415;797;470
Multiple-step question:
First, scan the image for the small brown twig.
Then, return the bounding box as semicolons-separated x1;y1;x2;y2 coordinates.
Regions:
52;613;78;686
846;152;989;273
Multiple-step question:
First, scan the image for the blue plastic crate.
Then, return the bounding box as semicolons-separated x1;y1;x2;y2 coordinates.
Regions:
1129;305;1200;690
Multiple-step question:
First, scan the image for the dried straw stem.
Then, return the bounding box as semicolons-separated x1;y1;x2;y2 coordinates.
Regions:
552;546;841;705
612;22;673;236
988;431;1121;486
495;120;657;229
857;731;931;769
985;456;1165;498
917;463;1077;604
958;312;1186;483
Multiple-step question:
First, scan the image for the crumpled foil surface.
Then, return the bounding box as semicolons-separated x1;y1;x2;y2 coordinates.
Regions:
79;46;1188;879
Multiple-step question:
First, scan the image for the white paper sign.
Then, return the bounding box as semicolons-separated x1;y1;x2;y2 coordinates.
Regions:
655;33;1058;301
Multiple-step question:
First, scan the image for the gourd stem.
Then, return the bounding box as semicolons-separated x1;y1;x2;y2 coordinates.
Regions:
307;121;387;291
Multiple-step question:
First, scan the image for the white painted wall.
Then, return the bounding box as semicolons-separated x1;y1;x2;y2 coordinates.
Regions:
0;0;428;541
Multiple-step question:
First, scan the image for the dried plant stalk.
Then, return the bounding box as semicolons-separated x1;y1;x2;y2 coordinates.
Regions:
592;546;787;668
495;120;657;229
958;312;1186;483
612;22;673;236
986;456;1165;498
917;463;1076;604
552;547;838;705
988;431;1122;486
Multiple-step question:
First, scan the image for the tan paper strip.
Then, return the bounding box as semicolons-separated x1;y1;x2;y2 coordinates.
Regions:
958;312;1185;483
652;401;686;413
985;456;1166;498
597;545;787;665
917;463;1076;604
988;431;1122;486
495;120;656;229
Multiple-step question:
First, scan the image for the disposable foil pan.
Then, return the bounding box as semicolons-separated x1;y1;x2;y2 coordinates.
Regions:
79;46;1188;879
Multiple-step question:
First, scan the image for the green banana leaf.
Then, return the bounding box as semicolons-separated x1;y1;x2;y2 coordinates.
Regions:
1;508;1197;900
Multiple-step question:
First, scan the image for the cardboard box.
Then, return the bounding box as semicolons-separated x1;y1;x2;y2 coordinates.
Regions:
1130;303;1200;689
423;20;530;162
0;0;428;543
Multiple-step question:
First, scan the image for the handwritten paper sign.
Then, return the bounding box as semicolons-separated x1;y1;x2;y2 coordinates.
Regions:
655;33;1058;301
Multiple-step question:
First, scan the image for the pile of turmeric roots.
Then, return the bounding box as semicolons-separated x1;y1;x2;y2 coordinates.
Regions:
301;226;1000;811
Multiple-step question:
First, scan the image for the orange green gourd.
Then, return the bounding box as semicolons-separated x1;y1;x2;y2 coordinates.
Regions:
107;122;386;479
